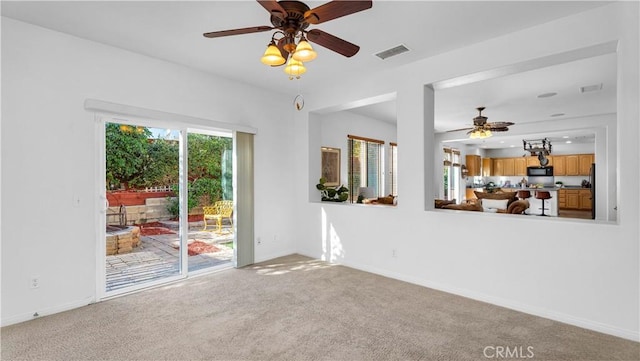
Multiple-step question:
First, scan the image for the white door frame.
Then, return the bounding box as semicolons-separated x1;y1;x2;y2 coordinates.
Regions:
87;99;256;300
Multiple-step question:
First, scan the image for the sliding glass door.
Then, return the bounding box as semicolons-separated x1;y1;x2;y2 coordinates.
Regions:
99;119;237;297
185;130;234;273
103;121;183;294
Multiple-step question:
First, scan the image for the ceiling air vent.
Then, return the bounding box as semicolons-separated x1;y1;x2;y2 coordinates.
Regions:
580;83;603;93
374;44;410;60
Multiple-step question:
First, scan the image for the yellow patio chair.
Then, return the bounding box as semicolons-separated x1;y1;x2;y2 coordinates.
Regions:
202;200;233;233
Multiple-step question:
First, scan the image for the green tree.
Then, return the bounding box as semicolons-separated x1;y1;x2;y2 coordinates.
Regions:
166;134;233;216
186;133;232;207
105;123;152;189
141;138;179;187
106;123;232;214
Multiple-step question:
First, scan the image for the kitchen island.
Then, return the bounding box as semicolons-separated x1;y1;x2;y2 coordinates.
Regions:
521;188;559;216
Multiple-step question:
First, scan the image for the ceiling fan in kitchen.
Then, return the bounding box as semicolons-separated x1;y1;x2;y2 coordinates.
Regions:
447;107;515;139
202;0;372;79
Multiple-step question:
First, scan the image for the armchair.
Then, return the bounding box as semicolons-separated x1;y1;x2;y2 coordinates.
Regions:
203;200;234;233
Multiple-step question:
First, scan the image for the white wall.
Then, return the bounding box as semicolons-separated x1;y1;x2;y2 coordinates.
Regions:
318;111;397;197
293;3;639;341
1;18;297;325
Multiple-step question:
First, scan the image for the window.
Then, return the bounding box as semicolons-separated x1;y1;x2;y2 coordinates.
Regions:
348;135;384;202
390;142;398;197
443;147;460;201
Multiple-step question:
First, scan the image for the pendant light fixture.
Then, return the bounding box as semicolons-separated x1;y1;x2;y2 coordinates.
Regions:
284;58;306;80
259;31;316;79
260;39;286;66
469;129;492;139
292;35;317;62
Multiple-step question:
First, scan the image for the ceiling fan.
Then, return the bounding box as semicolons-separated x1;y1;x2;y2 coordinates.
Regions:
448;107;515;139
203;0;372;78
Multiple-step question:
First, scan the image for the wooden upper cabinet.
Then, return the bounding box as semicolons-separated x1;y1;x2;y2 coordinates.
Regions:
514;157;526;176
553;155;566;176
483;153;593;177
526;156;540;167
502;158;515;176
579;154;594;175
565;155;580;176
465;155;481;176
482;158;493;177
492;158;504;176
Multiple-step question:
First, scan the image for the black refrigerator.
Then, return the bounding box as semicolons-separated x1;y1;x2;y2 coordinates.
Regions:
590;163;596;219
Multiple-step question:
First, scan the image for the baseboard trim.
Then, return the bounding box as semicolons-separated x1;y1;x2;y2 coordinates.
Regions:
1;296;95;327
255;249;295;264
334;258;639;342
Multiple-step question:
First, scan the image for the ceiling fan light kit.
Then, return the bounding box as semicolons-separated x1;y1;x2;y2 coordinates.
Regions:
204;0;372;79
261;40;287;65
292;37;317;62
284;57;307;79
445;107;515;139
469;129;493;139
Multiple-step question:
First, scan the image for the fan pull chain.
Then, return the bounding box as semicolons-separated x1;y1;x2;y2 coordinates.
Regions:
293;76;304;111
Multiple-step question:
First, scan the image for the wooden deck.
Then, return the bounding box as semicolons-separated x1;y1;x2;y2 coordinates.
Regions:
106;251;179;292
106;222;233;292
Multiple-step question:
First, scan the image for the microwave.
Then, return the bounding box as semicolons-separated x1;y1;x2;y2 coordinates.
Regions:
527;166;554;176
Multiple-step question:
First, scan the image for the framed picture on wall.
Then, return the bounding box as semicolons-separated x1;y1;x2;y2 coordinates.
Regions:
321;147;341;187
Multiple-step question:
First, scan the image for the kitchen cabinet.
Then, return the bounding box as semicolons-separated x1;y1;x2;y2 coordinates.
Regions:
465;155;481;176
565;190;580;209
559;189;592;210
563;154;594;176
557;189;567;208
465;188;477;201
482;158;493;177
526;156;540;167
553;155;566;176
526;155;553;168
565;155;580;175
579;189;592;210
483;153;592;177
492;159;503;176
502;158;515;176
492;158;516;176
514;157;527;176
579;154;594;175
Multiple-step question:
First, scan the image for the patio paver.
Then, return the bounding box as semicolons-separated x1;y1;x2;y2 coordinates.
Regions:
105;221;234;292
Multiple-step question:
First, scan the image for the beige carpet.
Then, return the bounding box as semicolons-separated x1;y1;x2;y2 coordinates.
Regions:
1;254;638;361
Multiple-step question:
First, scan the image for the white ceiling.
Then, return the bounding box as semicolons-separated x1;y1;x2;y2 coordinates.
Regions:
1;1;614;149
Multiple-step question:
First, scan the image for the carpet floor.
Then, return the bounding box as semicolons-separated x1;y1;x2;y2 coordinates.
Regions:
1;254;638;361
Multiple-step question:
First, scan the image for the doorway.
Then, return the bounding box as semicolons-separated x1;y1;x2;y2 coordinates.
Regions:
101;119;235;296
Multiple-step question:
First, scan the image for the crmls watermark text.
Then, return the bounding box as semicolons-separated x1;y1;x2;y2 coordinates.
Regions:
483;346;534;359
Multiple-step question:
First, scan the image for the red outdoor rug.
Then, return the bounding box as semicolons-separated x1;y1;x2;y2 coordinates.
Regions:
137;221;176;236
172;240;220;256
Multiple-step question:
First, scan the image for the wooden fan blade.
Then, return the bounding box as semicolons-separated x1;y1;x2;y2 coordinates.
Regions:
203;26;273;38
488;122;515;128
307;29;359;57
304;0;372;24
489;127;510;132
257;0;287;20
445;127;473;133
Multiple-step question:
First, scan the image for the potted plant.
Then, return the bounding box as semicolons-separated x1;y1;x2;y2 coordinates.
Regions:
316;178;349;202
